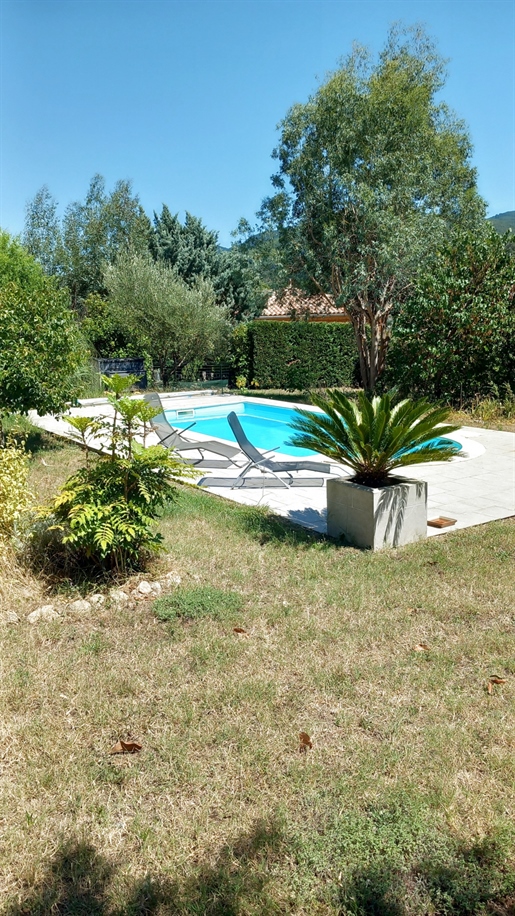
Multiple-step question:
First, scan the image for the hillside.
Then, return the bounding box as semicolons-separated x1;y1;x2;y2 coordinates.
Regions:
488;210;515;234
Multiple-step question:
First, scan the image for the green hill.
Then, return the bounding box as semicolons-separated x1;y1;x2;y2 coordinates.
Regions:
488;211;515;234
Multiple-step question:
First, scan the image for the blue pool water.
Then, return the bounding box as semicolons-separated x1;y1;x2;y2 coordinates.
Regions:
166;401;316;457
165;400;462;460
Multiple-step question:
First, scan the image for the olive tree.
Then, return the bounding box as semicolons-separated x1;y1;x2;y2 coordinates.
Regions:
104;252;231;384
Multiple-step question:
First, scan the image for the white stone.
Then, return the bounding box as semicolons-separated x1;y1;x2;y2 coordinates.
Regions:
136;580;162;597
27;604;60;623
327;476;428;550
0;610;20;625
109;589;130;605
89;594;106;606
162;572;182;585
67;599;92;615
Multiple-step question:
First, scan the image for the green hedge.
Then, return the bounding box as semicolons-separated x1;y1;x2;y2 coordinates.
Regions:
246;321;358;390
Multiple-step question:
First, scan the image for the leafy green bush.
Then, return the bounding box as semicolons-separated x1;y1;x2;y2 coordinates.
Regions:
249;321;357;390
153;586;243;622
386;228;515;404
0;281;86;416
0;440;32;539
41;377;196;574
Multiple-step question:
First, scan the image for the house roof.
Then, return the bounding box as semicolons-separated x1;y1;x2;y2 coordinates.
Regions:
259;285;350;321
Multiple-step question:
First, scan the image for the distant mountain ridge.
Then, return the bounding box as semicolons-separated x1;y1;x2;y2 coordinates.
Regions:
488;211;515;234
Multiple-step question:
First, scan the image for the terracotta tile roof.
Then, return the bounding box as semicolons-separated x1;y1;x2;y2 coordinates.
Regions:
259;285;349;321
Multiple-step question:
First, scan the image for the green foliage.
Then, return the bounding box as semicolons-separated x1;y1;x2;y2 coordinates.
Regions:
0;280;87;415
261;25;486;389
23;175;151;307
289;389;460;486
249;321;357;390
22;186;65;277
230;323;253;382
0;440;32;539
153;586;243;622
104;251;231;384
0;230;47;292
81;292;144;358
43;388;197;573
151;205;267;320
387;228;515;404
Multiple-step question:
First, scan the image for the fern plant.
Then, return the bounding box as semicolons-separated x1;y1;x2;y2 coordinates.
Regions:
289;390;461;487
44;385;197;573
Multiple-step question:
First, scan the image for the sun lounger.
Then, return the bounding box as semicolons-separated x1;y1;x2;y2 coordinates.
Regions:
143;393;242;468
200;411;334;488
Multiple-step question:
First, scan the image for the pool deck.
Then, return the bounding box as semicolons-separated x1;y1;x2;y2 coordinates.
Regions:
30;393;514;541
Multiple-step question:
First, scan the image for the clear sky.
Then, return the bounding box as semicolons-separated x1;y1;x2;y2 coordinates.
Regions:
1;0;514;247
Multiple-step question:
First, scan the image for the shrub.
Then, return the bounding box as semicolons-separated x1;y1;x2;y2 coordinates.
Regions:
0;440;32;539
386;228;515;405
41;377;197;574
153;586;243;622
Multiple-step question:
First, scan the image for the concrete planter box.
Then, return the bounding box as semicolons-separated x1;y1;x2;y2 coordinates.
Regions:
327;475;428;549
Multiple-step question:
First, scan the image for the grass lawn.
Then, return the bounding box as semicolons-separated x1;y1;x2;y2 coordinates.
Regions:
1;433;515;914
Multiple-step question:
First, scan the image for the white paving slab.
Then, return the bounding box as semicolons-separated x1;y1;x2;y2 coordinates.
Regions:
30;399;514;541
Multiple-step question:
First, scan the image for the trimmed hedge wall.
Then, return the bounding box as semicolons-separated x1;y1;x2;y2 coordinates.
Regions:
248;321;358;390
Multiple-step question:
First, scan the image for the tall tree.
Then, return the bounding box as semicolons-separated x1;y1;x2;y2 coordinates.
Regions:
62;175;151;306
261;25;486;390
22;185;64;277
0;232;86;415
104;251;231;384
151;206;266;320
150;206;220;283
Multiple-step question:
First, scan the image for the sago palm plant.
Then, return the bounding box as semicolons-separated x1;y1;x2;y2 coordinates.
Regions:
288;390;461;487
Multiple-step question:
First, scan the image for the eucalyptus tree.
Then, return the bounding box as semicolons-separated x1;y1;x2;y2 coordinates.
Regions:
261;25;486;390
22;185;64;278
62;175;151;307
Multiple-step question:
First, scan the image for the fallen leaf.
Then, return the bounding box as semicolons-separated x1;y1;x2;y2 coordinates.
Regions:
413;643;430;652
299;732;312;752
109;739;142;755
487;681;493;695
233;627;248;635
489;676;506;685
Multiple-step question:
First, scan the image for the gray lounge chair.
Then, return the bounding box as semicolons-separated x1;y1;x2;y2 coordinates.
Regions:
198;411;333;488
143;392;242;468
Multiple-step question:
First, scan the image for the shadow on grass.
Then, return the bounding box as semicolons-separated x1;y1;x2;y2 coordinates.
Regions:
338;834;515;916
5;815;515;915
4;818;285;915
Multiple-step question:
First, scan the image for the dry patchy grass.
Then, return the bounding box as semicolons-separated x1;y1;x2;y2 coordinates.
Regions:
0;438;514;913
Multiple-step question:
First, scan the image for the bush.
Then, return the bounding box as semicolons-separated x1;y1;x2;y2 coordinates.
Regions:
0;281;86;416
153;586;243;621
247;321;357;390
386;228;515;404
40;378;197;574
0;441;32;539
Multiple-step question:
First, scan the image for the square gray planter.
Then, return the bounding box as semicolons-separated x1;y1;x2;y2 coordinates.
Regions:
327;476;428;549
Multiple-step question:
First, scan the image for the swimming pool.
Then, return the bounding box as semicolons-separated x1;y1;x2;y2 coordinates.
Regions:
165;398;463;460
166;400;317;457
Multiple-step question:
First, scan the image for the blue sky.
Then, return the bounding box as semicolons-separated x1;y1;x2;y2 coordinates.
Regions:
1;0;514;247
